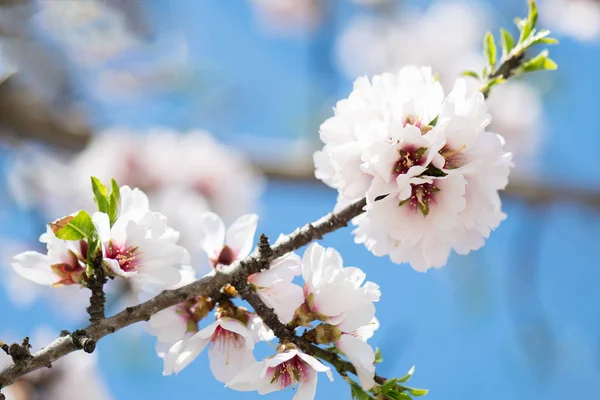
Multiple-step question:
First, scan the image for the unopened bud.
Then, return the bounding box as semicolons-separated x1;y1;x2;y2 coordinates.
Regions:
305;324;342;344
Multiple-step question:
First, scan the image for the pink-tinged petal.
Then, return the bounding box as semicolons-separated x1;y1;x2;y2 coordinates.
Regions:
172;333;211;374
336;335;375;390
353;318;379;341
197;212;226;259
119;186;149;214
218;318;255;350
293;368;318;400
12;251;58;285
337;301;376;334
103;258;135;278
209;344;256;383
149;308;188;343
297;352;333;381
264;350;298;369
301;243;325;284
163;339;185;375
258;281;304;324
92;212;111;245
226;361;265;391
225;214;258;259
248;315;275;343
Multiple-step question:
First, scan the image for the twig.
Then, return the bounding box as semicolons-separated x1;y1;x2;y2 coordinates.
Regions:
86;260;107;324
0;197;368;389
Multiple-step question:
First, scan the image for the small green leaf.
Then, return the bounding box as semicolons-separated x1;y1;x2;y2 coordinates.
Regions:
397;366;416;383
53;210;96;240
91;177;109;214
427;115;438;127
500;28;515;57
527;0;538;29
483;31;497;67
351;386;371;400
407;388;429;397
380;378;398;393
521;49;558;72
461;70;480;80
108;179;121;226
374;348;383;364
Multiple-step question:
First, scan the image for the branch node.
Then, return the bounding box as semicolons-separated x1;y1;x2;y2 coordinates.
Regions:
72;330;96;354
86;264;107;324
258;233;273;260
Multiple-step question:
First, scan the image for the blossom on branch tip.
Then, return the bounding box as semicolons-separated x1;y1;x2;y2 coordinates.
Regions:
12;227;87;287
227;346;333;400
93;186;190;287
314;66;512;271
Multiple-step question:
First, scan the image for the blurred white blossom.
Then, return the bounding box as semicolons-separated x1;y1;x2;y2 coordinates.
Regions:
541;0;600;41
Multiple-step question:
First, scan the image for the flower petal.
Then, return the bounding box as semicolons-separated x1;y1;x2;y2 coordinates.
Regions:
11;251;58;285
225;214;258;259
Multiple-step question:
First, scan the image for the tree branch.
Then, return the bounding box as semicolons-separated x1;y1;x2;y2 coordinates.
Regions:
0;197;367;390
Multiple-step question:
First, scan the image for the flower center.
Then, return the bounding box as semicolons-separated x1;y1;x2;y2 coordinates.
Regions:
107;242;140;272
398;182;440;216
440;145;466;169
403;115;433;134
210;325;244;356
392;146;426;176
268;356;309;389
213;245;235;267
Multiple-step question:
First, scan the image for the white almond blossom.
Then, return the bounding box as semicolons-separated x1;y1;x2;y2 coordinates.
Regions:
163;317;256;383
541;0;600;41
315;67;511;271
228;347;334;400
248;251;304;324
335;318;380;391
301;243;380;388
93;186;190;287
336;2;489;87
11;227;87;287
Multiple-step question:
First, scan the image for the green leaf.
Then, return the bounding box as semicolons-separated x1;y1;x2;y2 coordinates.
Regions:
52;210;96;240
521;49;558;72
380;378;398;393
500;28;515;57
397;366;416;383
91;176;109;214
374;348;383;364
461;70;479;80
483;31;497;67
108;179;121;226
517;0;538;43
351;385;371;400
407;388;429;397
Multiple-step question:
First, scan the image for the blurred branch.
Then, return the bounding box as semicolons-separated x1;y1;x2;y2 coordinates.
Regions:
0;79;91;150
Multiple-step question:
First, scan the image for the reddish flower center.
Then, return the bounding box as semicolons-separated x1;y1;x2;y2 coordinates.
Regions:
440;144;467;169
213;245;235;267
210;325;244;353
398;182;440;216
392;145;427;177
268;356;309;389
107;242;140;272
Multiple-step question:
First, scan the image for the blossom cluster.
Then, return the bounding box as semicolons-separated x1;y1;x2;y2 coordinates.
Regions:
314;66;512;271
149;213;381;397
11;184;381;399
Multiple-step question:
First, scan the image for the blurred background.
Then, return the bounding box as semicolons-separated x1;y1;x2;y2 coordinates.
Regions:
0;0;599;399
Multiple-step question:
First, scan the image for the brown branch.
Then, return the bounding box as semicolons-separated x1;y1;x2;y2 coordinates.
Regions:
0;197;367;390
86;260;107;324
